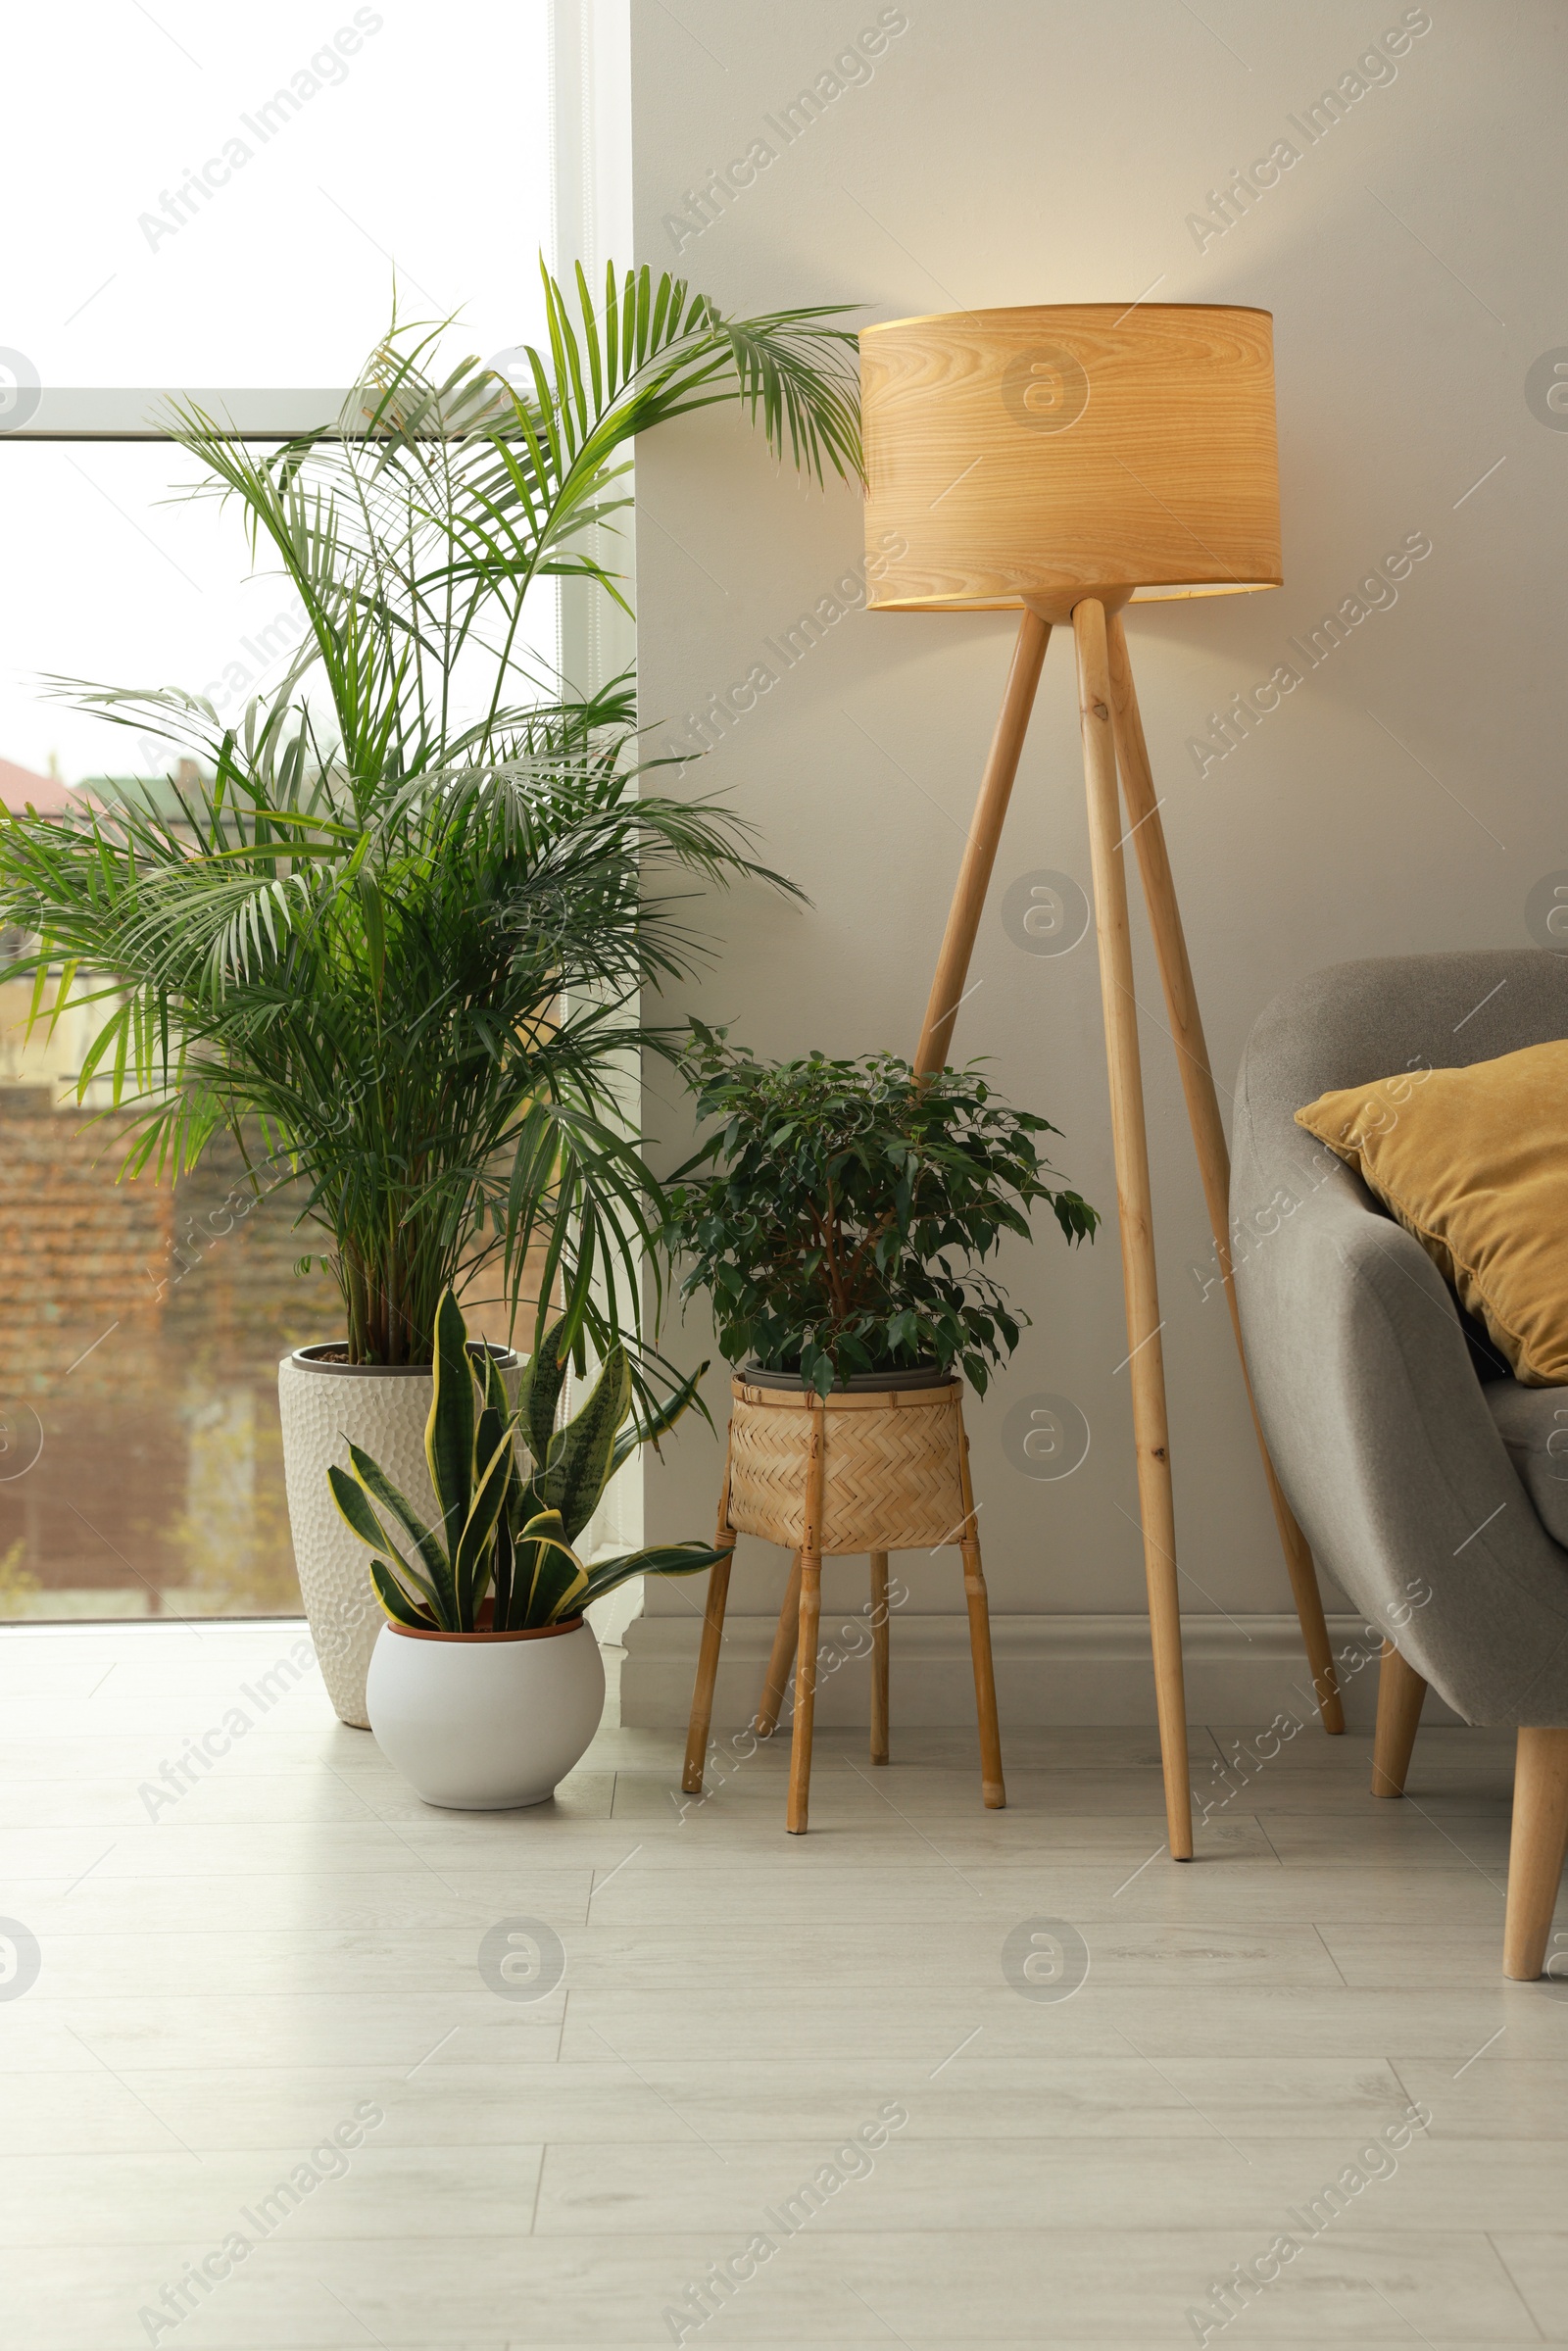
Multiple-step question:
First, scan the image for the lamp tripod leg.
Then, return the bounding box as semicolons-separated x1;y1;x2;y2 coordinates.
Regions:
957;1409;1005;1809
914;606;1051;1076
1074;597;1193;1861
1103;613;1344;1736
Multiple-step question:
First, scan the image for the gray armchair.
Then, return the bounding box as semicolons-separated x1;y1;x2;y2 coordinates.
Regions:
1231;950;1568;1980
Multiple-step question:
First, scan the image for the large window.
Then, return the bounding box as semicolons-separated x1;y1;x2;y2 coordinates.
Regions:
8;4;552;391
0;0;564;1623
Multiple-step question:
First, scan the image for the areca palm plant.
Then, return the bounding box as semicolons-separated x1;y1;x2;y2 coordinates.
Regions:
0;263;860;1389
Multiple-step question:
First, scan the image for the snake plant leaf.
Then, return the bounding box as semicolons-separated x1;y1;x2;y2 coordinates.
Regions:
491;1490;516;1629
327;1458;396;1555
523;1550;587;1625
476;1346;524;1623
513;1502;580;1564
579;1542;731;1608
607;1356;710;1479
453;1430;520;1628
368;1556;435;1628
473;1385;508;1528
516;1312;571;1474
481;1348;512;1422
540;1343;632;1540
327;1461;444;1621
513;1507;589;1625
541;1557;593;1623
507;1463;547;1534
425;1289;476;1545
344;1443;452;1604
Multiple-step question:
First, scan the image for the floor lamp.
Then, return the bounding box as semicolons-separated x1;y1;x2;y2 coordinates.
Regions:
859;303;1343;1861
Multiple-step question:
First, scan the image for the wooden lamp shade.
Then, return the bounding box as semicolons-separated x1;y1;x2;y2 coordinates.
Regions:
860;303;1281;622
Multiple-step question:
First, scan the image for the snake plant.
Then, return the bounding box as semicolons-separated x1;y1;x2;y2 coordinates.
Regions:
328;1290;724;1631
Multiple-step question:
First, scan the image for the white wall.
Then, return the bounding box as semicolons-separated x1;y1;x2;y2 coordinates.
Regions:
622;0;1568;1731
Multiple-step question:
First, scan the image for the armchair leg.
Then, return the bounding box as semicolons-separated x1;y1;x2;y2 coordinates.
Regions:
1504;1728;1568;1981
1371;1642;1427;1797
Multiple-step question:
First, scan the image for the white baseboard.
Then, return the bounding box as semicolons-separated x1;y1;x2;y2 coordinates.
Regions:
619;1610;1460;1734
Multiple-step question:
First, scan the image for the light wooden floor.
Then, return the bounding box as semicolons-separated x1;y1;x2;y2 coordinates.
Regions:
3;1623;1567;2348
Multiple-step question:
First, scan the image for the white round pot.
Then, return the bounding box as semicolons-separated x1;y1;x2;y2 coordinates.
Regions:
366;1617;606;1808
277;1344;518;1730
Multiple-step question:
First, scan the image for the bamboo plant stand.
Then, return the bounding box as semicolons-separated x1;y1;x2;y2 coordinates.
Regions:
681;1373;1005;1833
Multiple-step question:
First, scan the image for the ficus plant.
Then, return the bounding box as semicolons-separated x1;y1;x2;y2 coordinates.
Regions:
662;1027;1099;1397
329;1290;725;1632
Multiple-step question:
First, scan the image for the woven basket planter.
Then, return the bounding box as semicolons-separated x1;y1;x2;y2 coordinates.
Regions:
726;1373;966;1555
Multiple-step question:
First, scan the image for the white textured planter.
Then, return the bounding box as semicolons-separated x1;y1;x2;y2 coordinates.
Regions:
366;1617;606;1808
277;1345;518;1730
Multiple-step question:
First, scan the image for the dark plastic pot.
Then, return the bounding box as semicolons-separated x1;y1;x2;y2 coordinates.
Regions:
740;1360;953;1393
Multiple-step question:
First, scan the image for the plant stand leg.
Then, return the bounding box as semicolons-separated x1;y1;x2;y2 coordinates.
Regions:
870;1552;890;1765
680;1436;738;1796
786;1404;827;1835
1371;1641;1427;1797
1104;612;1344;1737
1503;1728;1568;1980
786;1551;823;1833
1075;596;1193;1862
755;1553;804;1738
956;1410;1004;1809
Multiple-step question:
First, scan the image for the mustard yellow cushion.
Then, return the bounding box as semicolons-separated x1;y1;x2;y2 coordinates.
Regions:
1295;1040;1568;1387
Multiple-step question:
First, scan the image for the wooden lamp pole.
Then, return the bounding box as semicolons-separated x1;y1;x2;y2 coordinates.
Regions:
869;302;1344;1866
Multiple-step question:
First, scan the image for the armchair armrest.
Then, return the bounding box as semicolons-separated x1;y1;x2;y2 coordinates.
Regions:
1232;1098;1568;1727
